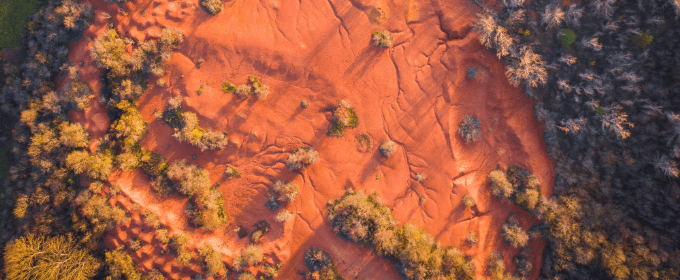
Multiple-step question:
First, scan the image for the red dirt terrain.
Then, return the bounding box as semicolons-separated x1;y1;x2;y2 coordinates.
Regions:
69;0;554;279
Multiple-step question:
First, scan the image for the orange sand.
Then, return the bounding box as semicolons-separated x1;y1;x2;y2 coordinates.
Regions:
69;0;554;279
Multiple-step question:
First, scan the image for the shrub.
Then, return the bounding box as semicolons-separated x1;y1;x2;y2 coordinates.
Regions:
379;140;397;157
304;248;345;280
105;248;142;280
301;99;309;108
462;194;475;208
487;251;514;280
171;232;190;254
415;173;426;182
167;159;211;197
501;213;528;248
249;76;269;100
156;78;166;87
514;246;532;279
251;220;270;243
221;81;236;93
559;28;576;48
286;146;318;170
234;84;252;98
275;210;294;222
224;165;241;178
143;209;161;229
466;232;478;245
372;30;393;48
262;263;282;279
329;100;358;137
489;169;514;200
177;252;193;267
155;229;170;244
198;244;226;277
130;238;141;251
233;245;262;270
633;32;653;48
236;272;256;280
458;115;481;143
467;66;477;78
505;164;541;211
200;0;223;15
273;180;300;202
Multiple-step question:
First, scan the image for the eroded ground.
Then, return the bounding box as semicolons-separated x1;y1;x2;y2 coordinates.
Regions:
69;0;554;278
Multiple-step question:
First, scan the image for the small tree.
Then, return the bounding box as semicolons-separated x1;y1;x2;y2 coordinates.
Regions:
273;181;300;202
489;169;514;200
4;235;100;280
198;244;227;277
462;194;476;208
372;31;393;48
458;115;481;143
501;213;528;248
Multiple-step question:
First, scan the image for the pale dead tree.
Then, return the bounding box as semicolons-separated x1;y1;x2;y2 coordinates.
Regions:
494;26;514;58
646;16;664;26
558;79;571;92
591;0;616;19
581;37;602;51
559;54;577;65
502;0;525;9
600;104;633;139
560;118;587;133
603;21;619;31
505;46;547;87
506;10;526;25
475;13;498;49
541;4;565;29
565;4;583;27
653;155;679;178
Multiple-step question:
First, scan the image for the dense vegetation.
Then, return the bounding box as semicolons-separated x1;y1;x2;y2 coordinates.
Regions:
476;0;680;278
0;0;41;48
327;190;475;280
160;95;229;151
304;247;345;280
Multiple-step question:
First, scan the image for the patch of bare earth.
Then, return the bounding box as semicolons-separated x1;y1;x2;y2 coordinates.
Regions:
70;0;554;279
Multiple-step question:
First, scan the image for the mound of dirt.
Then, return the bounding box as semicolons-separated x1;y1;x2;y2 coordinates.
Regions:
70;0;554;279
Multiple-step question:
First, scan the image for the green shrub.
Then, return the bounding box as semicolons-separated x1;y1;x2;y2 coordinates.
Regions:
234;84;252;98
301;99;309;108
200;0;223;15
462;194;475;208
328;100;358;137
487;251;515;280
559;29;576;48
633;32;653;48
177;252;193;267
379;140;397;157
458;115;481;143
514;246;532;279
262;263;282;279
236;272;256;280
286;146;318;170
371;30;394;48
250;220;270;243
221;81;236;93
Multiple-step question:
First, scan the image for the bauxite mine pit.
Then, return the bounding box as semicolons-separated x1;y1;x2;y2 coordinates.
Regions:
68;0;554;279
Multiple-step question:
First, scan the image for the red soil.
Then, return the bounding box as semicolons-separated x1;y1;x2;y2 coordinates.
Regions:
70;0;554;279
